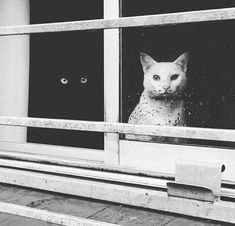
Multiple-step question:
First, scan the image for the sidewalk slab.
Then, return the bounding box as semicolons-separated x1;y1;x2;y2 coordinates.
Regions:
0;212;60;226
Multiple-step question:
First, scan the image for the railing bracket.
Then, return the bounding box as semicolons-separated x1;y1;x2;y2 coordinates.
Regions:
167;161;225;202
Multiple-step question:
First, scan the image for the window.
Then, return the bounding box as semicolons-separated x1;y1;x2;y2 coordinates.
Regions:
0;0;235;180
1;1;235;222
122;8;235;143
119;1;235;183
28;0;104;149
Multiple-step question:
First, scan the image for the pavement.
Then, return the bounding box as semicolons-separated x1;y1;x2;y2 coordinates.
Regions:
0;183;231;226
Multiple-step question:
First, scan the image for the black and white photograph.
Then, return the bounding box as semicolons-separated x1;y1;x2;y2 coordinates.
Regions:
0;0;235;225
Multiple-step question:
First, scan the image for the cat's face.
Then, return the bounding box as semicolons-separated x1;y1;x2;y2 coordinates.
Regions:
140;52;189;99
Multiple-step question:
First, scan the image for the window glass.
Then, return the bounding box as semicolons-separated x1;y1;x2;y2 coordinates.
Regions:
122;0;235;17
122;2;235;147
28;1;104;149
30;0;103;23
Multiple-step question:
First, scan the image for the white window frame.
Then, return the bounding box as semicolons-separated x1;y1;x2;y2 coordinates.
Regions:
1;2;235;223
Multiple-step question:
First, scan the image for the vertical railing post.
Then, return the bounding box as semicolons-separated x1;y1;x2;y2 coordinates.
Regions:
0;0;30;142
104;0;120;165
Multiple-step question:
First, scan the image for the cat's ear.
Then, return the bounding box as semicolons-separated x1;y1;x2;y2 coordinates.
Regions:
140;52;157;73
174;51;189;72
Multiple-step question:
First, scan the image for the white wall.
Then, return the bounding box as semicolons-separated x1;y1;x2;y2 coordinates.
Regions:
0;0;30;142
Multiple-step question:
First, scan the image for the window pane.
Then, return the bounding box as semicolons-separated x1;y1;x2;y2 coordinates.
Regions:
122;0;235;17
30;0;103;23
28;1;104;149
122;19;235;147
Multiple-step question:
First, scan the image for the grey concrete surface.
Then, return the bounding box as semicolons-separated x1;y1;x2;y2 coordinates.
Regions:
0;184;231;226
0;213;60;226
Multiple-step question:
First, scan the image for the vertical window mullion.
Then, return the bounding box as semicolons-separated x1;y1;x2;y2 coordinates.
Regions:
104;0;120;165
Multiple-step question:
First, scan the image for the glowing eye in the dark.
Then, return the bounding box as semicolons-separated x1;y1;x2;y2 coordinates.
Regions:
153;75;160;81
80;76;88;84
60;78;68;85
171;74;179;81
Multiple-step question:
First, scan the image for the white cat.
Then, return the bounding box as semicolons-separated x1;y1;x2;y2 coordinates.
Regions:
127;51;189;142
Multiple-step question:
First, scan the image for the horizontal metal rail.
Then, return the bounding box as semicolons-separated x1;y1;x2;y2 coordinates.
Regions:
1;159;235;200
0;116;235;142
0;7;235;36
0;148;173;179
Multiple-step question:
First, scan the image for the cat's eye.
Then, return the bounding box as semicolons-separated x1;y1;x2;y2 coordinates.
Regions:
60;77;68;85
153;75;160;81
80;76;88;84
171;74;179;81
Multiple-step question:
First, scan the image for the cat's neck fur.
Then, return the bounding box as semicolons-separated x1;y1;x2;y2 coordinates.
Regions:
137;90;185;126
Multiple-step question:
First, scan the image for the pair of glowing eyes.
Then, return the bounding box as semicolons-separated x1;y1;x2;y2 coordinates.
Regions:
60;77;88;85
152;74;179;81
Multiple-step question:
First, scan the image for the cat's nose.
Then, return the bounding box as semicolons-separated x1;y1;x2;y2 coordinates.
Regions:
163;86;170;91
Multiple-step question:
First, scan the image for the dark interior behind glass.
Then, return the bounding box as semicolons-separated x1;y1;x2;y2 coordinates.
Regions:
28;0;104;149
122;0;235;17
